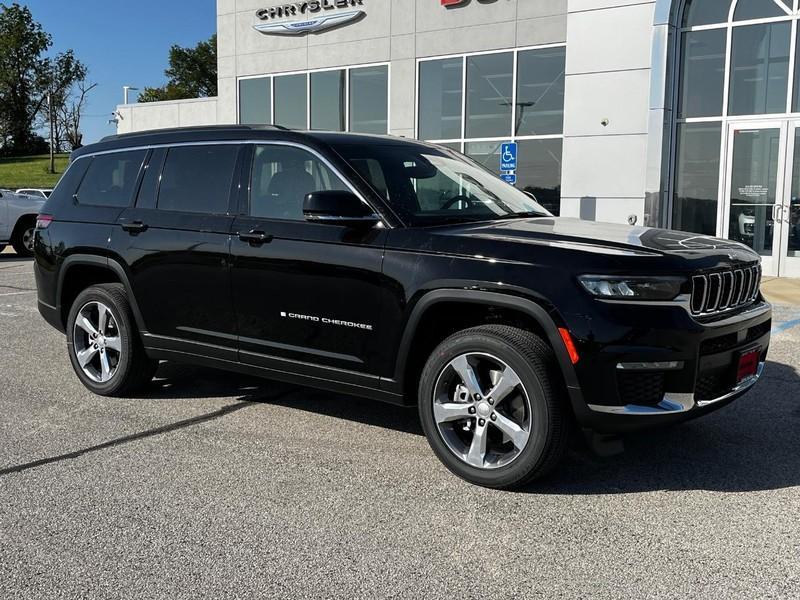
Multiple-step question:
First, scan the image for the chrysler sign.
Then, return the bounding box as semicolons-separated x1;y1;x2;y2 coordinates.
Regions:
254;0;365;35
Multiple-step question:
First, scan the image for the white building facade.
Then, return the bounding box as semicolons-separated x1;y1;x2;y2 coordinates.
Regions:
116;0;800;278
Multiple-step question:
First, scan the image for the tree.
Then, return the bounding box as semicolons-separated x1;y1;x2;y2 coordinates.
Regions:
57;80;97;151
0;3;51;154
139;34;217;103
0;3;86;157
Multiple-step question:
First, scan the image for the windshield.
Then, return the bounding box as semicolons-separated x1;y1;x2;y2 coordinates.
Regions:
333;143;551;227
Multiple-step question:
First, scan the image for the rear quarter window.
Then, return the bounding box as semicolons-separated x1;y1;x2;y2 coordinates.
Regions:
74;151;147;207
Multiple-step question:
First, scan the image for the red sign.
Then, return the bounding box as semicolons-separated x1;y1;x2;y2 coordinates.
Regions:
442;0;467;6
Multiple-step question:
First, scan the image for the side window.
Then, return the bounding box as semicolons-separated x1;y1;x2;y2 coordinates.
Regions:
250;145;349;220
157;145;239;214
135;149;167;209
74;151;146;207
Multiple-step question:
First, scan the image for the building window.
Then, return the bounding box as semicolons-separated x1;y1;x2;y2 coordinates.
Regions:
418;45;565;215
418;57;462;140
274;73;308;130
239;77;271;125
238;63;389;134
349;65;389;134
310;70;346;132
672;0;800;240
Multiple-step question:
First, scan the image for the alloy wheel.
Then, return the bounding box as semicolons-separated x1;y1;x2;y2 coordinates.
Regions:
432;352;532;470
72;301;123;383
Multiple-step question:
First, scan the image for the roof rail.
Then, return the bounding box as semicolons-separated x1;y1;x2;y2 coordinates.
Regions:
100;124;292;143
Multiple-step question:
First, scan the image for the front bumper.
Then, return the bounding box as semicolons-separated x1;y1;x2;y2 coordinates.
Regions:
566;299;772;434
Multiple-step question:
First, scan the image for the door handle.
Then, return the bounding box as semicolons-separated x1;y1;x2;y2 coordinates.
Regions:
121;221;148;234
238;230;273;245
772;205;782;223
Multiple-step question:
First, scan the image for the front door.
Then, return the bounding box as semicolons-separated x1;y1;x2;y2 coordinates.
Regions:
723;121;800;277
229;143;387;383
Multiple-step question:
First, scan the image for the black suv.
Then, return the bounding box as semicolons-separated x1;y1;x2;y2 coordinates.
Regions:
34;126;771;489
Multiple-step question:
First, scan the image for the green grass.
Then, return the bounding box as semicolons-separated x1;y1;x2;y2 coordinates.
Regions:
0;154;70;190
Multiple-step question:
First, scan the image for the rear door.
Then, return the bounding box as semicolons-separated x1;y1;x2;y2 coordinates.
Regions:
229;143;387;380
110;143;244;361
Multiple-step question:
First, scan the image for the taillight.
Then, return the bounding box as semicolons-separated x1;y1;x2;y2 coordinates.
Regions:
36;214;54;229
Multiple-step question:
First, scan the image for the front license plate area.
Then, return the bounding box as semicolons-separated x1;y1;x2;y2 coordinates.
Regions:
736;348;761;384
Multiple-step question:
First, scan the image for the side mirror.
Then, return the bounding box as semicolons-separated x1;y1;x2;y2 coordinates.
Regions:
303;190;380;228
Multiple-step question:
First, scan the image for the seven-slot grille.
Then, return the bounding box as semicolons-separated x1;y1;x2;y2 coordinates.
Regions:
691;265;761;316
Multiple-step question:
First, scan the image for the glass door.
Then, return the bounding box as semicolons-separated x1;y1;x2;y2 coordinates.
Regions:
780;122;800;278
722;123;787;277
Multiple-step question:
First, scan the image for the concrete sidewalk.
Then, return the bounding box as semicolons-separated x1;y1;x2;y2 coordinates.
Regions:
762;277;800;306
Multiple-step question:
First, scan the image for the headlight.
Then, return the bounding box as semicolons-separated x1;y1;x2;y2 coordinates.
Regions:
578;276;685;301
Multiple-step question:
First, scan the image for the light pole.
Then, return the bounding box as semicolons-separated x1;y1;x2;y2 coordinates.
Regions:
123;86;139;104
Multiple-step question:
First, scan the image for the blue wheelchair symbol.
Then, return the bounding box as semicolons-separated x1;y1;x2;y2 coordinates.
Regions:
500;143;517;171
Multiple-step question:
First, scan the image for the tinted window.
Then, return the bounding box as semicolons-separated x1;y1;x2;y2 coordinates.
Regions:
311;70;345;131
729;22;791;116
678;29;726;118
419;58;463;140
672;122;721;236
240;77;271;125
74;150;146;207
274;74;308;129
250;145;349;221
515;47;565;136
349;66;388;134
135;148;166;209
466;53;513;138
157;145;239;214
682;0;730;26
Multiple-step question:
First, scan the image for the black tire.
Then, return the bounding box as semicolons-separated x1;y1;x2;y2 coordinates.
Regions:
66;283;157;396
11;217;35;257
418;325;569;490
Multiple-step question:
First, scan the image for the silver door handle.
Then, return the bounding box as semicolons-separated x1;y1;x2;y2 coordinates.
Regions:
784;204;791;224
772;204;782;222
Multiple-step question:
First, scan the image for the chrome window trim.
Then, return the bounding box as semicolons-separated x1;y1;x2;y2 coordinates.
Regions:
72;140;391;229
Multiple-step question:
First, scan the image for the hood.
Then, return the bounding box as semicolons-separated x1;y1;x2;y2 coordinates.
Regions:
434;217;760;263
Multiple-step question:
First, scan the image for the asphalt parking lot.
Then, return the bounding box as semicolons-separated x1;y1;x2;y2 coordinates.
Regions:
1;249;799;599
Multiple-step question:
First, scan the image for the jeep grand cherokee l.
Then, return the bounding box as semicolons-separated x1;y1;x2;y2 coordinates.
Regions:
33;126;771;489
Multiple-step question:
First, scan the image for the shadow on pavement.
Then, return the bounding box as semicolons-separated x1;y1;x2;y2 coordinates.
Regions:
139;360;800;494
139;362;424;436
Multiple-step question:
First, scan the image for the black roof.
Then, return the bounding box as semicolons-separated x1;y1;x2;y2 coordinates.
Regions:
77;125;426;160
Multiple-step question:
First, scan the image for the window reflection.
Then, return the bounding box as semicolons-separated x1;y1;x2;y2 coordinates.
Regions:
419;58;463;140
728;22;791;116
672;123;721;237
679;30;725;118
465;53;513;138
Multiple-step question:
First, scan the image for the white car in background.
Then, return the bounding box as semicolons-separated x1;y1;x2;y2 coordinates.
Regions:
16;188;52;199
0;189;45;257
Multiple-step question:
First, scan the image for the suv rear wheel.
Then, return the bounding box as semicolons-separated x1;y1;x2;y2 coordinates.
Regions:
66;283;157;396
11;217;36;257
418;325;569;490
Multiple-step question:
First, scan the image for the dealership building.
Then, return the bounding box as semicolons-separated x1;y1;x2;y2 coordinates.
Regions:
117;0;800;278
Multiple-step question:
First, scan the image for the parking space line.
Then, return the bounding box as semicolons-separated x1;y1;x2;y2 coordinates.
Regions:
0;291;36;297
773;318;800;335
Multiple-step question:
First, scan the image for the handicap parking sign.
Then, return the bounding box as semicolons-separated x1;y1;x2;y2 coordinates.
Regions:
500;142;517;171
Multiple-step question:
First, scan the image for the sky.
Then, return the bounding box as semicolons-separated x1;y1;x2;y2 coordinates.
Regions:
17;0;217;144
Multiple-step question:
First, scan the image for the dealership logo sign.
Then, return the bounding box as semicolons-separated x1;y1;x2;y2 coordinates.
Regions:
254;0;365;35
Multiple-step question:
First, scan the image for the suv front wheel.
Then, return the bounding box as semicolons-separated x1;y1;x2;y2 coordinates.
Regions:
66;283;157;396
418;325;569;489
